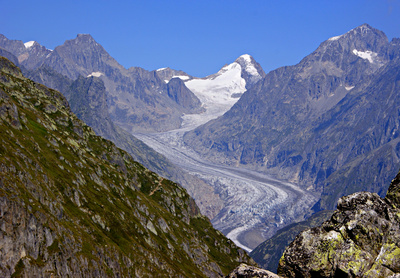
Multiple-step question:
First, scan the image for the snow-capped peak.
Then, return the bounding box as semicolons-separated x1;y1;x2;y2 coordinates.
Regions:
239;54;253;63
235;54;262;78
182;60;246;128
24;41;36;48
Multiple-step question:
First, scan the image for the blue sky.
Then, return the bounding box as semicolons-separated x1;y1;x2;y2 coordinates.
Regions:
1;0;399;77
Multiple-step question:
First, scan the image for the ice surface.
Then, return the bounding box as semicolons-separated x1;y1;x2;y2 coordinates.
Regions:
134;128;316;251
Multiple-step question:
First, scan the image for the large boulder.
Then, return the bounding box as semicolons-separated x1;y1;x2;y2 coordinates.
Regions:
278;171;400;277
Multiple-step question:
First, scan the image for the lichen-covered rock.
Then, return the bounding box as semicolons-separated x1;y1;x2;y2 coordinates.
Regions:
277;171;400;277
227;263;283;278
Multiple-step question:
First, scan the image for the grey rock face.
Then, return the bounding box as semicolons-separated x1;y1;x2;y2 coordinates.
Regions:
166;77;204;113
250;210;334;273
43;34;123;80
154;67;192;83
277;170;400;277
184;24;400;211
0;48;19;65
0;34;27;60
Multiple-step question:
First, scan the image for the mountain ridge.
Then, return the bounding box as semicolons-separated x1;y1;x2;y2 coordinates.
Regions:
0;34;204;133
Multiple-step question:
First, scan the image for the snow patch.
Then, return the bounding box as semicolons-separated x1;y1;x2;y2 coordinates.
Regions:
345;86;355;91
24;41;35;48
240;54;252;63
171;75;190;80
328;35;343;41
352;49;378;63
87;72;103;78
156;67;167;72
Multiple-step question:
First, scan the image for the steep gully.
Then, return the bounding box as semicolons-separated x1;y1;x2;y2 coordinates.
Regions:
134;112;317;252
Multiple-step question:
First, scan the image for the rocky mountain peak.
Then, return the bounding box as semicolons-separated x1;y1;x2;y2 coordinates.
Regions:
46;34;123;79
74;33;97;44
59;33;102;51
202;54;265;90
297;24;389;80
234;54;266;85
324;23;388;53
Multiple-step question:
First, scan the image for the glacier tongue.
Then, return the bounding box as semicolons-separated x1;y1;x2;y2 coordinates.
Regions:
133;54;315;251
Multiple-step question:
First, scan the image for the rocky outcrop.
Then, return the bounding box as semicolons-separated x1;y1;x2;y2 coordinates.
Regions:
250;210;334;273
227;263;282;278
277;170;400;277
0;57;254;277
